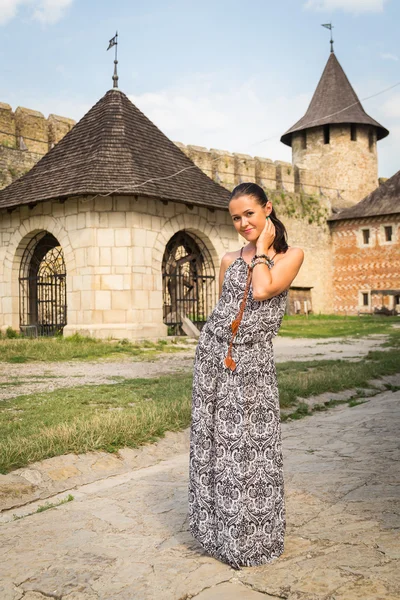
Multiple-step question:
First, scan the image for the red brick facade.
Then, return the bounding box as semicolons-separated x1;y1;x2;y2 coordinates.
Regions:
330;214;400;315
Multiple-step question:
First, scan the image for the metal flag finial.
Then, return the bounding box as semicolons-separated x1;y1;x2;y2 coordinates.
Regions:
322;22;334;53
107;31;119;88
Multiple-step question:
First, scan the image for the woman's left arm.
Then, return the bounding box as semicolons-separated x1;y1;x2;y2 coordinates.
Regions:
252;248;304;301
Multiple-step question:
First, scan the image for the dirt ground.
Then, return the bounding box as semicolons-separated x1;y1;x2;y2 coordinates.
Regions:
0;333;390;401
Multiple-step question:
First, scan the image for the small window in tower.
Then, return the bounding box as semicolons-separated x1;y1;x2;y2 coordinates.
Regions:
362;229;370;245
368;129;374;152
384;225;393;242
300;130;307;149
362;292;369;307
395;294;400;306
323;125;330;144
350;124;357;141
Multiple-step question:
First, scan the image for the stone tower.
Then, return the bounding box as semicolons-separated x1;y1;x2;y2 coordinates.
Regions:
281;51;389;207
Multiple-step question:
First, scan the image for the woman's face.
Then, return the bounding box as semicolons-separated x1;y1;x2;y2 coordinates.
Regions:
229;194;272;242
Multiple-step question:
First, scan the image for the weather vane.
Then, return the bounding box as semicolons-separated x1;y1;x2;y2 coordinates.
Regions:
107;31;119;88
322;22;334;53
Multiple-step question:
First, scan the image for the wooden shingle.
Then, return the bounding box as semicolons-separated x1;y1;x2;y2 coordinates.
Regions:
0;89;230;211
281;52;389;146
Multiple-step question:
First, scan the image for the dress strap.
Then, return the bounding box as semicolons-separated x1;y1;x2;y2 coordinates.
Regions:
240;246;243;257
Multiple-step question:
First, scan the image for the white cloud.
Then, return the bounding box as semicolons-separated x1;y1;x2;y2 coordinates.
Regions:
380;52;398;61
381;93;400;118
357;78;400;177
128;71;400;179
0;0;19;23
32;0;72;24
376;125;400;178
128;74;308;164
304;0;388;13
0;0;73;26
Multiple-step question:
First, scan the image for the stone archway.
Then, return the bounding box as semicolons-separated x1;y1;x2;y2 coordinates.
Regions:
2;216;75;334
152;214;227;336
19;231;67;337
162;230;217;335
151;214;227;278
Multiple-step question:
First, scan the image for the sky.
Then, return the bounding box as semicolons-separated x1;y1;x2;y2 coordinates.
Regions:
0;0;399;178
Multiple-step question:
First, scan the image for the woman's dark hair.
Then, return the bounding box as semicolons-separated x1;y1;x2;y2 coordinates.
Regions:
229;182;289;254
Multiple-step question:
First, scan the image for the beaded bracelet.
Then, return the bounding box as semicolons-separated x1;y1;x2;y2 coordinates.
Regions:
250;258;270;270
254;253;273;263
250;255;273;268
252;259;270;269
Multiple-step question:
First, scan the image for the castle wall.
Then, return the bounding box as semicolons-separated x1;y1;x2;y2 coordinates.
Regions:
0;102;75;152
0;100;343;337
330;214;400;314
0;102;75;189
282;213;334;314
0;100;384;209
1;101;332;197
292;124;378;207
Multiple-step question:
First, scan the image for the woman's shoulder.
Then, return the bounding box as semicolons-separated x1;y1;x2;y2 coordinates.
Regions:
286;246;304;257
220;248;243;268
274;246;304;266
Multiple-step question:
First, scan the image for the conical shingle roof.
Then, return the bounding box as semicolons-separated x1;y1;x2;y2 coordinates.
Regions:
0;89;230;210
281;53;389;146
327;169;400;221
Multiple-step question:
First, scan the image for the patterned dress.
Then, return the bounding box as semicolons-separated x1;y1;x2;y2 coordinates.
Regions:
188;247;288;569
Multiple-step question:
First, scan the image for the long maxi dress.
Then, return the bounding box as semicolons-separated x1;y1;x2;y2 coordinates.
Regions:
188;246;288;569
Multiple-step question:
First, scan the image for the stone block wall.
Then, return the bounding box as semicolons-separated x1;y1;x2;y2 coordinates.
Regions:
0;102;75;153
0;146;42;189
0;187;334;337
330;214;400;314
0;102;75;188
0;195;239;338
279;207;334;314
292;124;379;207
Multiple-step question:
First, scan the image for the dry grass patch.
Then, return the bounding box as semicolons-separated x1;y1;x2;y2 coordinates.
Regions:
0;332;191;363
0;331;398;474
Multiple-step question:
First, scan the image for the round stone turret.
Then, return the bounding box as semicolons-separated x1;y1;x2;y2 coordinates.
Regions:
281;52;389;206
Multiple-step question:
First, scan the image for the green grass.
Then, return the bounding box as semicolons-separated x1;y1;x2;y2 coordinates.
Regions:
279;314;399;338
0;330;399;475
1;315;397;363
0;373;193;473
12;494;74;521
0;332;191;363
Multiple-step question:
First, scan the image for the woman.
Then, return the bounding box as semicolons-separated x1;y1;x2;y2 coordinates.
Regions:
188;182;304;569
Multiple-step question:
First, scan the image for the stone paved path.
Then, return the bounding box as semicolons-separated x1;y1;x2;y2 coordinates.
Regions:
1;387;399;599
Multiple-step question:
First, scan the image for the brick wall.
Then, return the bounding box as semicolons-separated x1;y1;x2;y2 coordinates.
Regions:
330;214;400;314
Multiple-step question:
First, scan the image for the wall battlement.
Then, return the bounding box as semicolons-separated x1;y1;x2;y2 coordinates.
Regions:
0;102;75;154
0;100;360;208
